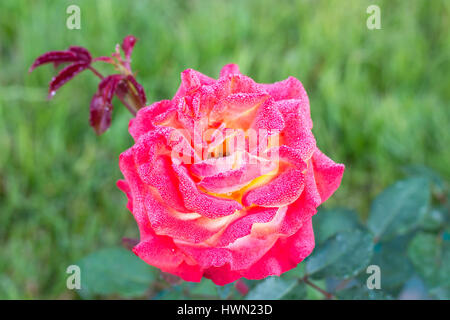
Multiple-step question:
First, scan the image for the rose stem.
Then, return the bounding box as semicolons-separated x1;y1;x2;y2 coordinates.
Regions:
301;276;335;300
88;66;104;79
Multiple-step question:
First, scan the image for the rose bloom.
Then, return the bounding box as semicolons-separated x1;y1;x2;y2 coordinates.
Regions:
117;64;344;285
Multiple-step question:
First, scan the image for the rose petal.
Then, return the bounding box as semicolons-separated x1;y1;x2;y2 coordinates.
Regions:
219;64;241;78
118;149;154;239
210;92;270;129
242;168;305;207
177;234;278;272
190;152;240;177
143;193;220;243
117;179;133;212
172;164;243;218
251;97;285;132
277;99;316;157
214;74;260;99
136;155;188;213
243;217;315;280
215;206;282;247
133;236;203;282
129;101;177;141
203;264;242;286
198;156;276;194
311;148;345;203
259;76;309;102
174;69;215;99
301;159;323;208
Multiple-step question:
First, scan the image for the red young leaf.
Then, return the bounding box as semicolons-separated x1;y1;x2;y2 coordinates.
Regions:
29;51;78;72
126;75;147;106
48;62;89;98
98;74;123;101
31;38;146;134
89;75;124;135
122;35;137;60
68;46;92;64
30;46;92;72
89;93;112;135
93;56;115;64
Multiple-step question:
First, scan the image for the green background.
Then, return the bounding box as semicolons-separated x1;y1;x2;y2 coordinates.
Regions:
0;0;448;299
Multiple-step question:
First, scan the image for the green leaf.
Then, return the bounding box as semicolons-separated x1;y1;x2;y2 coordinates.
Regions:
77;247;156;298
306;229;374;279
216;283;234;299
336;285;393;300
407;232;450;289
281;264;305;280
188;279;218;298
368;177;430;241
245;277;296;300
305;279;327;300
369;236;415;292
153;285;184;300
429;286;450;300
282;283;307;300
313;208;361;245
421;206;447;232
403;165;446;194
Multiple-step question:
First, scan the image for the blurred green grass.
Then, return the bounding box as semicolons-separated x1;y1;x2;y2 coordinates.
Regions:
0;0;448;299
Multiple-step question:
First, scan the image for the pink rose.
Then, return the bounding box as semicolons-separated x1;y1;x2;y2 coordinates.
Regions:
117;64;344;285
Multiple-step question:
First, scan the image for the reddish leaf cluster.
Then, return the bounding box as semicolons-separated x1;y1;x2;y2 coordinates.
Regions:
29;46;92;98
30;35;147;135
